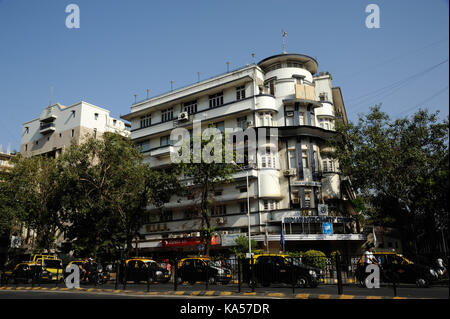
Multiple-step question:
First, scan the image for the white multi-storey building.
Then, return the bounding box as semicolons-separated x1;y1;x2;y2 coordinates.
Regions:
20;101;130;157
122;53;366;257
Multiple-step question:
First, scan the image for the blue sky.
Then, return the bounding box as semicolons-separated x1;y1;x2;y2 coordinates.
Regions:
0;0;448;152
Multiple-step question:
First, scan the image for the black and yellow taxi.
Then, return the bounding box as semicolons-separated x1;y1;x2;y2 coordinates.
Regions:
355;249;437;287
32;255;64;282
176;257;232;285
242;254;322;288
120;258;170;283
3;262;40;284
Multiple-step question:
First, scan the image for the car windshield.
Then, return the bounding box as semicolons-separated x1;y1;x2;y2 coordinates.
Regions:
43;260;62;268
285;257;300;266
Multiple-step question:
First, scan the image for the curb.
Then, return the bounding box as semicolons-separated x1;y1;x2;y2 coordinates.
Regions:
0;286;422;299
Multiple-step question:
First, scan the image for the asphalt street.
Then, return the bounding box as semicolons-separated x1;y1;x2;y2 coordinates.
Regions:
0;281;448;299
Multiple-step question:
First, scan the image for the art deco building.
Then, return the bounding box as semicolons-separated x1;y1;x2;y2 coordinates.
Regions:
122;53;366;256
20;101;130;158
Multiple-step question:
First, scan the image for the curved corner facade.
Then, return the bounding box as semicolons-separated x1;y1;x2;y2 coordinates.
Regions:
123;53;366;256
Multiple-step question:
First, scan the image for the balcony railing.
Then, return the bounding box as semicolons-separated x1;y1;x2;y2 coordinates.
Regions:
39;122;56;134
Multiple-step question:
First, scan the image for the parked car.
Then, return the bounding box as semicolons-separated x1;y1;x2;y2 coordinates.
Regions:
176;257;232;285
242;254;322;288
120;258;170;283
3;262;40;284
355;250;437;288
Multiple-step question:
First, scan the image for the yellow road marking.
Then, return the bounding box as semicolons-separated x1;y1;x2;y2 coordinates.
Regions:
295;294;310;299
204;291;215;296
318;294;331;299
220;291;233;296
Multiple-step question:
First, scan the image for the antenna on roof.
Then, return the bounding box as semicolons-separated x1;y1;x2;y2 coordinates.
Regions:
134;94;137;103
226;61;230;72
49;86;53;106
146;89;150;99
282;29;287;54
251;53;255;64
170;80;174;91
197;72;200;83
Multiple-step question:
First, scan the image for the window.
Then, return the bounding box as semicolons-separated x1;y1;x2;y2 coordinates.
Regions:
263;200;279;211
160;210;173;222
286;111;294;126
93;128;97;139
161;108;174;122
319;118;333;130
25;144;28;152
71;129;74;137
209;92;224;108
299;112;305;125
236;85;246;100
25;127;29;134
237;116;247;130
113;119;117;126
322;157;334;172
261;151;277;169
183;100;197;115
71;110;76;118
160;135;172;147
239;186;247;193
136;140;151;153
213;121;225;134
140;114;151;128
288;149;297;169
302;150;309;169
304;191;311;208
94;113;99;120
259;112;273;126
240;202;248;214
319;92;328;101
211;205;227;216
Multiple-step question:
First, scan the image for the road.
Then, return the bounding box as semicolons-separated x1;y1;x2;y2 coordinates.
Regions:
0;281;448;299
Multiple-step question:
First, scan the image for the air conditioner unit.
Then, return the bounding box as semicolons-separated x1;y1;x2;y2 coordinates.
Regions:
283;168;297;176
292;198;300;204
286;111;294;117
178;112;189;121
246;120;254;127
216;217;226;224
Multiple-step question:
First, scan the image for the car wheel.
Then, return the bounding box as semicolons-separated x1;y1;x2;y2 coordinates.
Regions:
296;276;309;288
176;277;183;284
208;276;216;285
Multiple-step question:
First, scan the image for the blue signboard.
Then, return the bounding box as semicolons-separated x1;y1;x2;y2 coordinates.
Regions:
322;223;333;235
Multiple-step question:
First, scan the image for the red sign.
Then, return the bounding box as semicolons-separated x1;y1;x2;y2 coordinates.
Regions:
162;236;218;248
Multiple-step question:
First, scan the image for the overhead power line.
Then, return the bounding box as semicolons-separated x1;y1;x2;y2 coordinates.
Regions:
394;86;449;118
347;59;448;112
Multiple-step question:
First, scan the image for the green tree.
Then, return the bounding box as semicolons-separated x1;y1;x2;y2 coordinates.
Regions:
59;132;181;260
5;154;63;252
231;235;258;258
330;106;449;254
177;128;237;256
